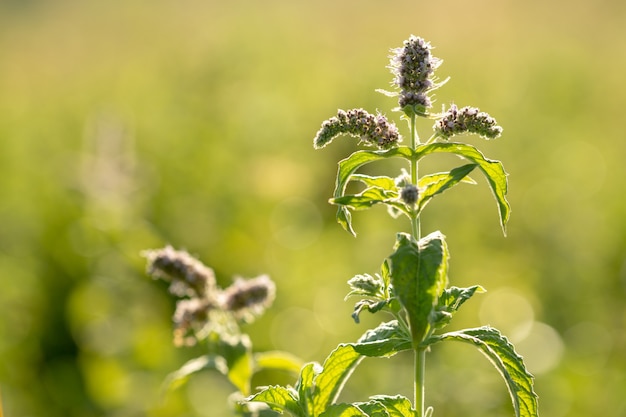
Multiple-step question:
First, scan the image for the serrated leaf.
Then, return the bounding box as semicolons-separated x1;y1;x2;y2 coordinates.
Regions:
417;164;478;212
254;351;304;376
312;344;363;416
388;232;449;344
319;403;368;417
246;385;304;416
333;147;413;235
430;326;538;417
368;395;416;417
432;285;485;330
352;320;412;357
346;273;385;299
413;142;510;234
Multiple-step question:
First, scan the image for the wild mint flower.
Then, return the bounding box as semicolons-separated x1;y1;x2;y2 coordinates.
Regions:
388;35;443;111
434;104;503;140
220;275;276;322
314;108;400;149
143;246;216;299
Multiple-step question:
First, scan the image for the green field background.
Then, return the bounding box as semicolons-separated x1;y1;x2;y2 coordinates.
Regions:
1;0;625;416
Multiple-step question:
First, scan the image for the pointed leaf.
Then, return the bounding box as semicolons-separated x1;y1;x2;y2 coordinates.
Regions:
414;142;510;234
429;326;538;417
319;403;368;417
352;320;412;357
312;344;363;415
417;164;477;211
388;232;449;344
246;385;304;416
333;147;413;235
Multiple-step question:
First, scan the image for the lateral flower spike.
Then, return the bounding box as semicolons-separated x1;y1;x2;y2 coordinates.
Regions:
434;104;503;140
313;108;401;150
388;35;444;113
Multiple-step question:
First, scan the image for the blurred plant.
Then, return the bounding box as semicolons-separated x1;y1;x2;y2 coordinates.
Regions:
145;35;539;417
244;35;539;417
142;246;302;416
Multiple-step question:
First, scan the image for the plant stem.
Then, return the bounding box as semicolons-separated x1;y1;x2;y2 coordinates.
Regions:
409;111;425;416
415;347;426;417
410;112;421;240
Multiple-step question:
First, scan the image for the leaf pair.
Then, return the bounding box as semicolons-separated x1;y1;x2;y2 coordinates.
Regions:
331;143;510;236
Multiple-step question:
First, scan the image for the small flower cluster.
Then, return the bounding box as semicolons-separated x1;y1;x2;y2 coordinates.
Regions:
314;108;400;150
143;246;276;346
389;35;442;110
434;104;503;140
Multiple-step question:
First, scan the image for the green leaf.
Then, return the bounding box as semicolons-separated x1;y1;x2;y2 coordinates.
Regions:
388;232;449;344
352;320;412;357
414;142;510;234
246;385;304;416
417;164;477;212
368;395;416;417
354;400;390;417
297;362;319;416
218;334;254;395
350;174;397;190
331;187;402;212
431;285;485;330
312;344;363;416
254;351;304;376
351;299;391;324
319;403;368;417
162;354;227;392
333;147;413;235
429;326;538;417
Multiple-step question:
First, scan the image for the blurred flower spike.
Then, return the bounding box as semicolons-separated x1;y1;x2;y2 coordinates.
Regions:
386;35;446;115
314;108;400;149
143;246;276;346
434;104;503;140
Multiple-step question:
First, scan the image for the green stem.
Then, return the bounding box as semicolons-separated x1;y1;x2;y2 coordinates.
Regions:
415;347;426;417
410;112;421;240
409;111;425;416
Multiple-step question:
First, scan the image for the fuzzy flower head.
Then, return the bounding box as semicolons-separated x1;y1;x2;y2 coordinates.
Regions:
388;36;443;112
220;275;276;323
314;108;400;149
434;104;503;140
143;246;216;299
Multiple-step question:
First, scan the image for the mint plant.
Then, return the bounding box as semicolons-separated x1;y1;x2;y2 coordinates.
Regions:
144;35;539;417
142;246;303;415
244;36;539;417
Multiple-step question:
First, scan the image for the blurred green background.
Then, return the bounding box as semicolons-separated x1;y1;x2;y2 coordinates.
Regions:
1;0;625;416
